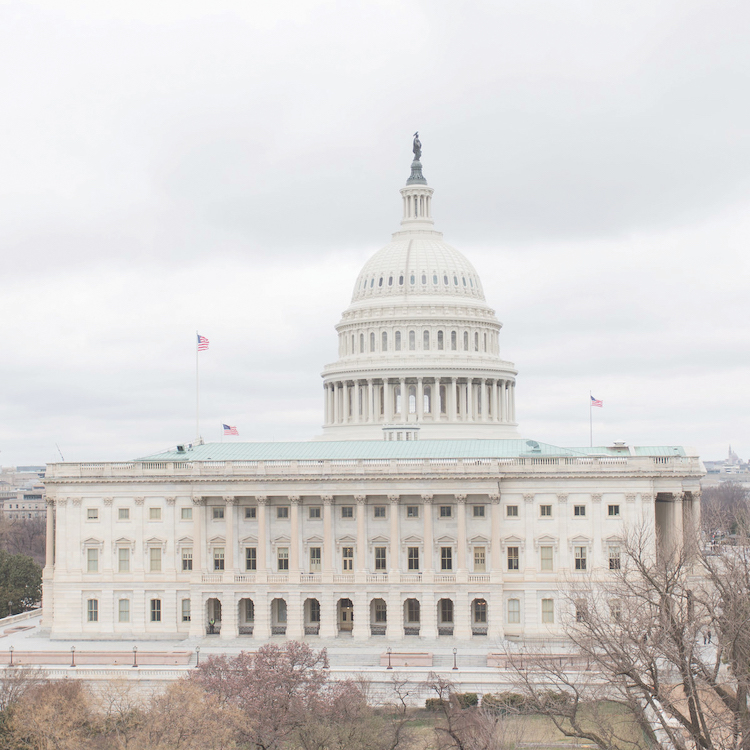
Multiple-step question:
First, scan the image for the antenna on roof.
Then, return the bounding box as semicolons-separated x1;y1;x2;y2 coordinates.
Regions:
55;443;65;462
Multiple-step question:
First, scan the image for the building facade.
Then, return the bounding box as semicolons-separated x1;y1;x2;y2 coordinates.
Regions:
42;142;704;642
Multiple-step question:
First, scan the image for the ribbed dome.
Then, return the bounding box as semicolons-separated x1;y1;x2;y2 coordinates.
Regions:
351;236;486;303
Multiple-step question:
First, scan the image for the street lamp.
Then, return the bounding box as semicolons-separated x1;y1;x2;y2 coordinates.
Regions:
7;602;11;617
195;646;200;667
452;647;458;670
9;646;14;667
70;646;76;668
386;646;393;669
132;646;138;668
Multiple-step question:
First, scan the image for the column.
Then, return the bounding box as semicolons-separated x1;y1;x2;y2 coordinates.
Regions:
367;379;375;423
389;494;400;583
323;496;334;582
356;496;367;574
417;377;424;422
456;494;467;579
499;380;506;422
450;377;457;421
289;496;300;582
490;494;502;580
189;497;206;638
421;590;437;639
510;382;516;422
422;494;434;578
323;385;329;425
400;377;407;423
481;379;488;421
223;496;235;575
41;498;56;629
384;379;392;421
256;497;267;578
333;382;339;424
466;380;473;423
557;494;569;572
354;494;369;641
45;499;55;569
491;379;499;422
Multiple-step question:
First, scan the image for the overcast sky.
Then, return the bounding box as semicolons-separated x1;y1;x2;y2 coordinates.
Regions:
2;0;748;466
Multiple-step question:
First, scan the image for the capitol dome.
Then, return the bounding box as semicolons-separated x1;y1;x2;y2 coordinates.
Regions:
319;137;518;441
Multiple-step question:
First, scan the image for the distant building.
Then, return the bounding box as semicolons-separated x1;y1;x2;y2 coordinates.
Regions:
0;466;46;520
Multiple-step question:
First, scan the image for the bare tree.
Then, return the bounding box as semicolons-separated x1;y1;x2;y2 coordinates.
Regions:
508;516;750;750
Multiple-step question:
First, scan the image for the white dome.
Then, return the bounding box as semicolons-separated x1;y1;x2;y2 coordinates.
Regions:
351;235;486;303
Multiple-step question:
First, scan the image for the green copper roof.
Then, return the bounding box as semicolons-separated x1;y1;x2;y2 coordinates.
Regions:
138;440;687;462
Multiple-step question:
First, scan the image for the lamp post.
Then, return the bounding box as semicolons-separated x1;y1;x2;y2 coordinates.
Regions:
7;601;11;617
70;646;76;668
132;646;138;668
386;646;393;669
452;647;458;670
195;646;200;667
9;646;14;667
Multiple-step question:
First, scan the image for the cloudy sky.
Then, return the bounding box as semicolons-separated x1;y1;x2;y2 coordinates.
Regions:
2;0;748;466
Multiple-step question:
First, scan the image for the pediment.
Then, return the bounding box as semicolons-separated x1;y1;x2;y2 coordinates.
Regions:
435;534;457;545
535;534;558;544
468;534;489;544
502;534;524;545
177;535;193;545
368;534;390;545
569;534;592;545
304;534;324;544
208;534;226;545
82;536;103;547
240;534;258;545
145;535;166;545
402;534;423;545
604;534;622;543
272;534;291;544
336;534;358;544
114;536;134;546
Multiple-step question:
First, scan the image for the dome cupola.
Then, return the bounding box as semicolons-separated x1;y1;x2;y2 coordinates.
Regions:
319;135;518;441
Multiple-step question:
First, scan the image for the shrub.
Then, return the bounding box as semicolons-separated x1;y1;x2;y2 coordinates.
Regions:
455;692;478;709
482;692;527;714
425;698;446;711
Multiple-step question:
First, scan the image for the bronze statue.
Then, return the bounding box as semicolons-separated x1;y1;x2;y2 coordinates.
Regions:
412;132;422;161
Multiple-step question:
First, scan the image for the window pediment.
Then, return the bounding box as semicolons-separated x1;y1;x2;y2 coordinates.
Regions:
272;534;291;545
534;534;558;550
144;536;167;551
112;536;135;552
240;534;258;545
208;534;226;545
303;534;324;545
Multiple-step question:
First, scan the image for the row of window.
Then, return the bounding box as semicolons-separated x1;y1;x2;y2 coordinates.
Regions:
343;328;493;356
86;597;174;623
84;503;622;523
359;271;477;292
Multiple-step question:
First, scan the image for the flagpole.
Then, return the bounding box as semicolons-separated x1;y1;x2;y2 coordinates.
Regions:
589;391;593;448
196;331;200;443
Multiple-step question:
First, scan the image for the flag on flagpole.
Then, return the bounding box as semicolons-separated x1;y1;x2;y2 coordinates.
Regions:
223;424;239;436
591;395;603;407
197;334;209;351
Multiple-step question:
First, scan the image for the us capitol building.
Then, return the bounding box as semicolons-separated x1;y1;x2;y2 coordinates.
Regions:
42;138;704;643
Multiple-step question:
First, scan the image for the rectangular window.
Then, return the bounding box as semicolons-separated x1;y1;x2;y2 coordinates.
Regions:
574;505;586;517
245;507;256;519
373;506;386;519
406;506;419;518
440;599;454;623
474;546;486;572
87;508;99;520
407;599;420;623
541;598;554;624
87;548;99;573
574;546;587;571
213;548;225;571
609;545;621;570
246;547;257;571
308;506;321;519
608;505;620;517
118;508;130;520
540;505;552;517
473;505;485;518
212;507;224;520
474;599;487;623
308;599;320;622
149;507;162;521
375;601;387;622
439;505;452;518
342;547;354;571
506;505;519;517
118;547;130;573
182;548;193;571
309;547;321;572
181;599;191;622
374;547;387;570
118;599;130;623
150;598;162;622
610;600;622;622
87;598;98;622
277;547;289;571
181;507;192;520
277;507;289;519
507;598;521;624
149;547;162;572
575;600;587;623
440;547;453;571
540;546;553;571
341;506;354;519
507;546;519;570
407;547;420;570
245;599;255;621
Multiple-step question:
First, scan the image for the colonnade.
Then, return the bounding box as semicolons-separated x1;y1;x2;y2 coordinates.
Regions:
323;377;516;427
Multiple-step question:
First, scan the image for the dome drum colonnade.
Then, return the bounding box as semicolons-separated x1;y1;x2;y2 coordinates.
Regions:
320;140;518;441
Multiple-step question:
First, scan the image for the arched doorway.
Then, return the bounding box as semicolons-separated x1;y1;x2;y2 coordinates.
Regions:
370;598;387;636
304;598;320;635
337;598;353;633
472;598;488;635
404;598;420;636
271;598;287;635
437;598;454;636
238;598;254;635
206;598;221;635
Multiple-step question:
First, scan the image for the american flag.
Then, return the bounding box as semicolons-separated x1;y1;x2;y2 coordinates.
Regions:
197;334;209;351
223;424;239;436
591;395;603;407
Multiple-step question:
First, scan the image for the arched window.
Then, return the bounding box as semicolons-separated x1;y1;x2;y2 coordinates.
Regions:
360;334;365;353
463;331;469;351
382;331;388;351
399;275;404;285
370;278;374;288
470;278;474;287
410;274;416;284
423;330;430;350
443;274;449;285
437;330;444;350
395;331;401;351
433;274;438;284
378;276;383;287
451;330;457;350
409;385;416;414
453;275;458;285
423;385;431;414
388;276;393;286
462;277;466;286
370;332;375;352
421;273;427;284
474;332;479;351
409;330;416;350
